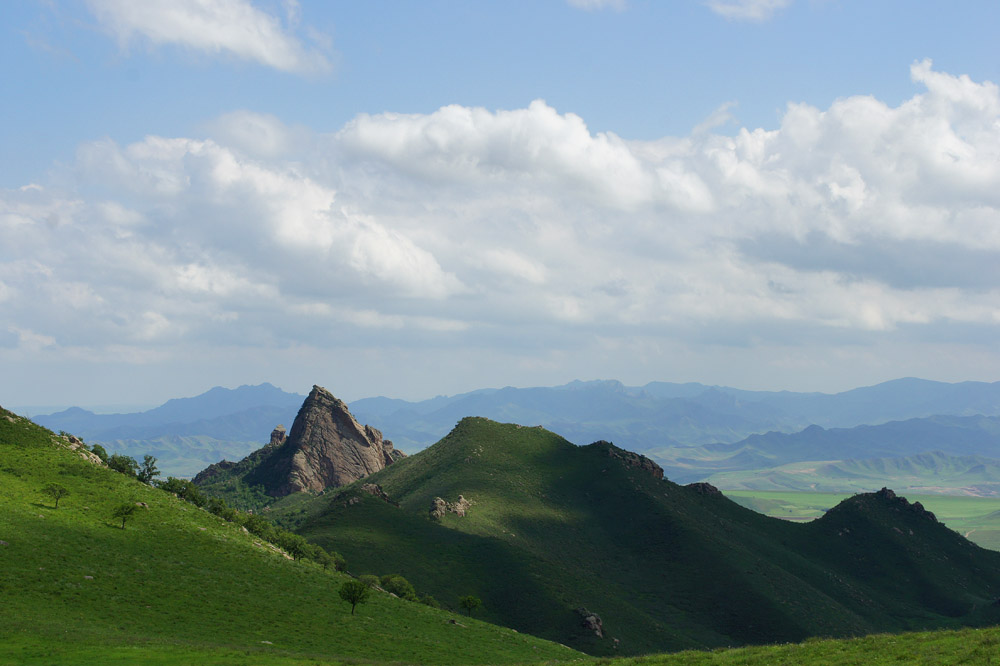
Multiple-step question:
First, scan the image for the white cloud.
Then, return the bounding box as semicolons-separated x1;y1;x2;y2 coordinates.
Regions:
86;0;331;74
2;63;999;392
705;0;793;21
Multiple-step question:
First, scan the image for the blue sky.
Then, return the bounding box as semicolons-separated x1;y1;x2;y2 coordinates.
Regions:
2;0;999;409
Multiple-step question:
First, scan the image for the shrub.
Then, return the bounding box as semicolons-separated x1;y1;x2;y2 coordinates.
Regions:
380;574;418;601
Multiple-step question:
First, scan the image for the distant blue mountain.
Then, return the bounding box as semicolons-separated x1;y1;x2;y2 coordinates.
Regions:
349;377;1000;455
34;383;305;477
32;377;1000;481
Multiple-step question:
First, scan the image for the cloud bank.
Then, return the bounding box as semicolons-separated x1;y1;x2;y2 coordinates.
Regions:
2;62;998;397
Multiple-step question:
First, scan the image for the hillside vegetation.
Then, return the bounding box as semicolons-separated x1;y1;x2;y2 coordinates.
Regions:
273;417;1000;657
0;407;579;665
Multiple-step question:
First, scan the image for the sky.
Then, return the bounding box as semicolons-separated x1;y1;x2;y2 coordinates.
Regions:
2;0;999;410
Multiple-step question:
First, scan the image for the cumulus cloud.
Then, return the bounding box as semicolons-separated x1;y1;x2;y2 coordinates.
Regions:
86;0;331;74
2;62;999;390
705;0;793;21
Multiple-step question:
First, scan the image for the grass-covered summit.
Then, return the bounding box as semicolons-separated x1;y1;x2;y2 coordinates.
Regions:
276;417;1000;657
0;406;579;665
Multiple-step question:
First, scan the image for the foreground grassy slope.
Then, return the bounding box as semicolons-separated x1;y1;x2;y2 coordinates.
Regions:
284;418;1000;657
0;407;579;665
595;626;1000;665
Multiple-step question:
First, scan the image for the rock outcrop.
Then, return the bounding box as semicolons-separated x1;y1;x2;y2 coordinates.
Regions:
245;385;404;496
686;481;723;496
430;495;472;519
591;440;664;480
269;425;287;448
575;608;604;638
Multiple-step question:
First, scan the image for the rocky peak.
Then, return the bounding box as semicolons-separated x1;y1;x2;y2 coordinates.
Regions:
269;425;287;448
251;385;405;496
591;440;664;480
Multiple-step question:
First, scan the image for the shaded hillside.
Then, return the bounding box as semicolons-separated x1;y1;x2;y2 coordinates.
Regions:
195;386;403;507
656;414;1000;484
708;451;1000;495
275;418;1000;657
0;406;575;665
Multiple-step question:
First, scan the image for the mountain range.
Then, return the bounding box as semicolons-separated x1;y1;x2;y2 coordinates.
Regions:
181;388;1000;656
29;377;1000;481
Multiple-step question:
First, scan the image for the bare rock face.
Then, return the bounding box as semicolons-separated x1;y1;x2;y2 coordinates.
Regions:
269;425;287;448
256;385;405;496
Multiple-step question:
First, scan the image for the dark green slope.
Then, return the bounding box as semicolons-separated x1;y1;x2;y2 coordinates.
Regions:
0;408;578;665
286;418;1000;657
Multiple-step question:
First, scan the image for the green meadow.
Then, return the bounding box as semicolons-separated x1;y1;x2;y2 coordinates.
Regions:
726;489;1000;550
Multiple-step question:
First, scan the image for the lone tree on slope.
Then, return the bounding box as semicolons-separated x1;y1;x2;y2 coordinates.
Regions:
112;502;137;530
42;483;69;509
339;579;371;615
459;595;482;617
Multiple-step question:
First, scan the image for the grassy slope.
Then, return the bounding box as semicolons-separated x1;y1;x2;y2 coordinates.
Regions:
0;408;580;665
727;490;1000;551
595;626;1000;665
282;418;1000;657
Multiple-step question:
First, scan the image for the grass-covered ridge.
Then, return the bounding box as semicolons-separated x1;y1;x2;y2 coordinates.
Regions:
278;417;1000;657
0;407;580;665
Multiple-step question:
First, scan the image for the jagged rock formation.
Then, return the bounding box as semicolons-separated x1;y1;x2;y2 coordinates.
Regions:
241;385;404;496
193;386;404;500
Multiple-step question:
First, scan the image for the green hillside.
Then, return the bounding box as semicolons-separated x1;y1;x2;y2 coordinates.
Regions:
275;417;1000;657
726;490;1000;551
0;407;579;665
596;626;1000;665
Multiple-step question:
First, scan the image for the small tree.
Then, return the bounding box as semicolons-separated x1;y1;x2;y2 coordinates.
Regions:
359;574;380;589
459;595;482;617
137;455;160;485
42;483;70;509
339;579;371;615
90;443;109;462
112;502;137;529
